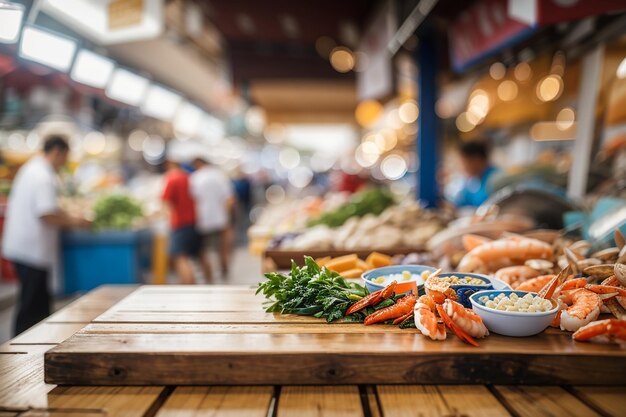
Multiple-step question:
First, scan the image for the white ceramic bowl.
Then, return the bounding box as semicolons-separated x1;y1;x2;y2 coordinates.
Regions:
469;290;559;337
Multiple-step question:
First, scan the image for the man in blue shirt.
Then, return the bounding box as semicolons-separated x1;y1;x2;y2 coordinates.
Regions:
452;140;498;208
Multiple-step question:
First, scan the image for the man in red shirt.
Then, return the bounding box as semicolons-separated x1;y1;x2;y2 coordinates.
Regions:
161;159;199;284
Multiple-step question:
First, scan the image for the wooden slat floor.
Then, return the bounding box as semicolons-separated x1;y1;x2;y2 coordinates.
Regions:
0;285;624;417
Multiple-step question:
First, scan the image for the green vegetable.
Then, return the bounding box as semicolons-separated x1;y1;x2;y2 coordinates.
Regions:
399;317;416;329
307;188;395;228
92;194;143;231
256;256;369;323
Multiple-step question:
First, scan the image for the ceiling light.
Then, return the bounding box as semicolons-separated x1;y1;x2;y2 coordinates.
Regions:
70;49;114;88
141;84;182;121
105;68;150;106
174;102;203;136
0;1;24;43
19;26;77;72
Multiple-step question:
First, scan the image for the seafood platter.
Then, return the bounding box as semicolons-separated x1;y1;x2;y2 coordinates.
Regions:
45;229;626;386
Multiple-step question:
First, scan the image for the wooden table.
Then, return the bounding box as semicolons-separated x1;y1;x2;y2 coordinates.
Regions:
1;285;625;417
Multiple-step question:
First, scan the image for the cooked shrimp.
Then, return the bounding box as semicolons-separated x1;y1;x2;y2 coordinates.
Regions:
515;275;555;292
414;295;446;340
496;266;542;288
442;299;489;338
559;289;602;332
573;319;626;347
462;234;492;252
458;236;554;273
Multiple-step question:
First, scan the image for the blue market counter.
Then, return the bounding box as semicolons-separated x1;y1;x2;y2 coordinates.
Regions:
62;229;153;294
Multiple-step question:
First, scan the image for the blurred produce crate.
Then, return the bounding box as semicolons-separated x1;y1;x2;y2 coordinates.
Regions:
62;229;153;294
263;247;424;272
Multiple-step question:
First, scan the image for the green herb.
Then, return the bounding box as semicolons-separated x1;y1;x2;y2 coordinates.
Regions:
307;188;395;228
92;194;143;231
256;256;369;323
399;317;416;329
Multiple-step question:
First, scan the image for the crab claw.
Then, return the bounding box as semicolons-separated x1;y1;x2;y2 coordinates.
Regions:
538;266;571;299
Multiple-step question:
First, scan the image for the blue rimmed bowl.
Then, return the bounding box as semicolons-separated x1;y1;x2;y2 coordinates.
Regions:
437;272;493;308
361;265;436;295
469;290;559;337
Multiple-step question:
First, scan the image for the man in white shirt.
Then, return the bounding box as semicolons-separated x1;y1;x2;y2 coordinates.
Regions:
2;136;90;335
189;157;234;282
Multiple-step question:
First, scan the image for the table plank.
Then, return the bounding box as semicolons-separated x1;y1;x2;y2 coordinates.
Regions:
10;322;86;345
45;386;164;417
156;386;273;417
376;385;511;417
0;345;55;409
115;291;261;305
79;322;410;334
93;310;327;323
494;386;601;417
571;386;626;417
277;386;363;417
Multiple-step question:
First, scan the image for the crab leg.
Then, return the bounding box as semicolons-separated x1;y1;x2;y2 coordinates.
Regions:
538;266;571;299
345;281;397;316
392;311;414;325
364;294;416;325
436;304;479;347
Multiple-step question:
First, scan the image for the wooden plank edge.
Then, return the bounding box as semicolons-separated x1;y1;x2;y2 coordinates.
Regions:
44;352;626;386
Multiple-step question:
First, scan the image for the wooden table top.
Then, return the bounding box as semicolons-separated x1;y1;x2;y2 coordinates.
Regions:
1;284;625;417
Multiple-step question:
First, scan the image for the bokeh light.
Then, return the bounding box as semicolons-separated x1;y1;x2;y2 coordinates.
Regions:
456;112;475;132
265;184;286;204
288;166;314;188
330;46;354;73
537;75;563;102
355;100;383;127
128;130;148;152
245;106;267;135
489;62;506;80
514;62;532;81
556;107;575;130
315;36;336;59
83;131;106;155
380;154;407;180
278;147;300;169
497;80;518;101
398;100;419;123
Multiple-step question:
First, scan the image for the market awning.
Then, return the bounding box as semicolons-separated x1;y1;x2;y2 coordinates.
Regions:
449;0;626;72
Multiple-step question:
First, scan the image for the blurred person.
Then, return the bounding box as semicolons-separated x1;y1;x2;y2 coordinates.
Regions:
190;157;234;281
451;140;498;208
161;158;199;284
2;136;90;335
